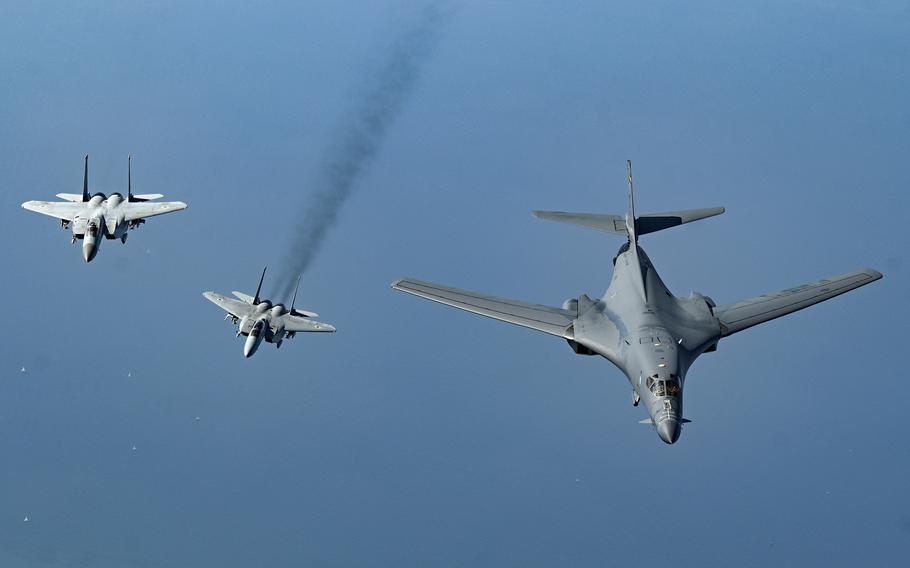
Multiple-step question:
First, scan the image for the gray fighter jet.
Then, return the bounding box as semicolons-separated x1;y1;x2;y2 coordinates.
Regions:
203;268;336;358
21;156;187;262
392;161;882;444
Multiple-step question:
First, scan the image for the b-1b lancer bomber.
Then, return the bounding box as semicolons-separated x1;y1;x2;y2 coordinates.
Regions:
203;268;336;358
21;156;187;262
392;161;882;445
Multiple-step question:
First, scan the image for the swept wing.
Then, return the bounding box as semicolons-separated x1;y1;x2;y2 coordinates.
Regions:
121;201;187;222
714;268;882;337
21;201;85;221
391;277;575;338
202;291;255;319
279;314;336;333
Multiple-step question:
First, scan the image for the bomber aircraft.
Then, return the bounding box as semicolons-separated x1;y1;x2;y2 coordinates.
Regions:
203;268;336;358
21;156;187;262
392;161;881;444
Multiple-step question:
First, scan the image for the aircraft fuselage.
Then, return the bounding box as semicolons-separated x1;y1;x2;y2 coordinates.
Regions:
571;242;721;444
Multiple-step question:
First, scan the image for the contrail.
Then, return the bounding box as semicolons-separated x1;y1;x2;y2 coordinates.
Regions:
275;3;451;301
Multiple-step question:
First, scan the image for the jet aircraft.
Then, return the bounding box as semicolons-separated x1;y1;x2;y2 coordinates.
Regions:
203;268;336;358
21;156;187;262
392;161;882;444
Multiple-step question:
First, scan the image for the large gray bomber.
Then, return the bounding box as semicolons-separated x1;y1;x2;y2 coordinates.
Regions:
203;268;336;358
21;156;187;262
392;161;882;445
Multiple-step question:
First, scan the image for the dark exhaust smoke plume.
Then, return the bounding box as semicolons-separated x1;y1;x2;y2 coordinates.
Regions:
275;4;451;301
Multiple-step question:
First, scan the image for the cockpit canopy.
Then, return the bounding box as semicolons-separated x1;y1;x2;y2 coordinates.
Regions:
646;374;680;397
250;320;264;337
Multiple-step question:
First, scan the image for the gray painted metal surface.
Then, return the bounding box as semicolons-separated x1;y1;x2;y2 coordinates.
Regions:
203;268;336;358
21;156;187;262
392;161;882;444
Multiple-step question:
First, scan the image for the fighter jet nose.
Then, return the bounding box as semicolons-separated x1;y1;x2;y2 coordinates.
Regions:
82;244;97;262
657;419;681;444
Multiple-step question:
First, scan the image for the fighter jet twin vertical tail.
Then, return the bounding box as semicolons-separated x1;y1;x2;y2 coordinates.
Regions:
391;161;882;445
203;268;336;358
21;156;187;262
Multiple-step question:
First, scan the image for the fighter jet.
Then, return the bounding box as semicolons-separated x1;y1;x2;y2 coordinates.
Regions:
392;161;882;444
21;155;187;262
203;268;336;358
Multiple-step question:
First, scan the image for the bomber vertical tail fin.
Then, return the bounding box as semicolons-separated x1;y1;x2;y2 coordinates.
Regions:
82;155;89;202
625;159;637;245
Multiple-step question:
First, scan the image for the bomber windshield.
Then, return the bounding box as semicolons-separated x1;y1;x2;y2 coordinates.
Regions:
646;374;680;397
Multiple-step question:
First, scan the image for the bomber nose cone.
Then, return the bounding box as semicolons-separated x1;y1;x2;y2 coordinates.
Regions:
657;419;681;444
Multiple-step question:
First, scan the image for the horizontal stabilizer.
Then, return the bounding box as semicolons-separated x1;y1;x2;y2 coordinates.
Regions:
532;207;724;237
232;291;255;304
56;193;85;202
291;308;320;318
132;193;164;201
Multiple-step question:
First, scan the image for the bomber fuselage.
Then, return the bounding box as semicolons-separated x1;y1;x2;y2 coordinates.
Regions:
571;242;721;444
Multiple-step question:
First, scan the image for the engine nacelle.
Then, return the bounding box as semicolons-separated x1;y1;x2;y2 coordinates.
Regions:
566;339;597;356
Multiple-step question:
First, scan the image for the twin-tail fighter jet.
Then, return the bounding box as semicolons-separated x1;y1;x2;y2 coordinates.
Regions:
21;156;187;262
203;268;337;358
392;161;882;445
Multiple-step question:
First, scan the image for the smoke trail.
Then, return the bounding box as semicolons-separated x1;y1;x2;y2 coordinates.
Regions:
275;4;451;301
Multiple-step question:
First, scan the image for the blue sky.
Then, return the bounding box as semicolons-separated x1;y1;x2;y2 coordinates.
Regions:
1;1;908;566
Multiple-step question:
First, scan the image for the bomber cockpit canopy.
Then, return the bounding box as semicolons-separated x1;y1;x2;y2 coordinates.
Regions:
646;374;680;397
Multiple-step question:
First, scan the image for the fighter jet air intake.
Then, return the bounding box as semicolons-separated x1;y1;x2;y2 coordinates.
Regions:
21;156;187;262
203;268;336;358
392;161;883;445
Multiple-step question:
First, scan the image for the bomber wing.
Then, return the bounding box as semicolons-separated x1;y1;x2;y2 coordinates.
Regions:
121;201;187;222
714;268;882;337
391;277;575;338
279;314;336;333
202;291;255;319
21;201;85;221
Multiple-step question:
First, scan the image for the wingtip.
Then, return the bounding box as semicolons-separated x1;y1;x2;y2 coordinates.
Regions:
390;278;405;289
863;268;884;280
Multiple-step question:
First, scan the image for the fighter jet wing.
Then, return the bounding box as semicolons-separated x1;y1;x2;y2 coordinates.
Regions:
21;200;84;221
202;291;255;319
280;315;336;333
121;201;187;222
714;268;882;337
391;277;575;338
